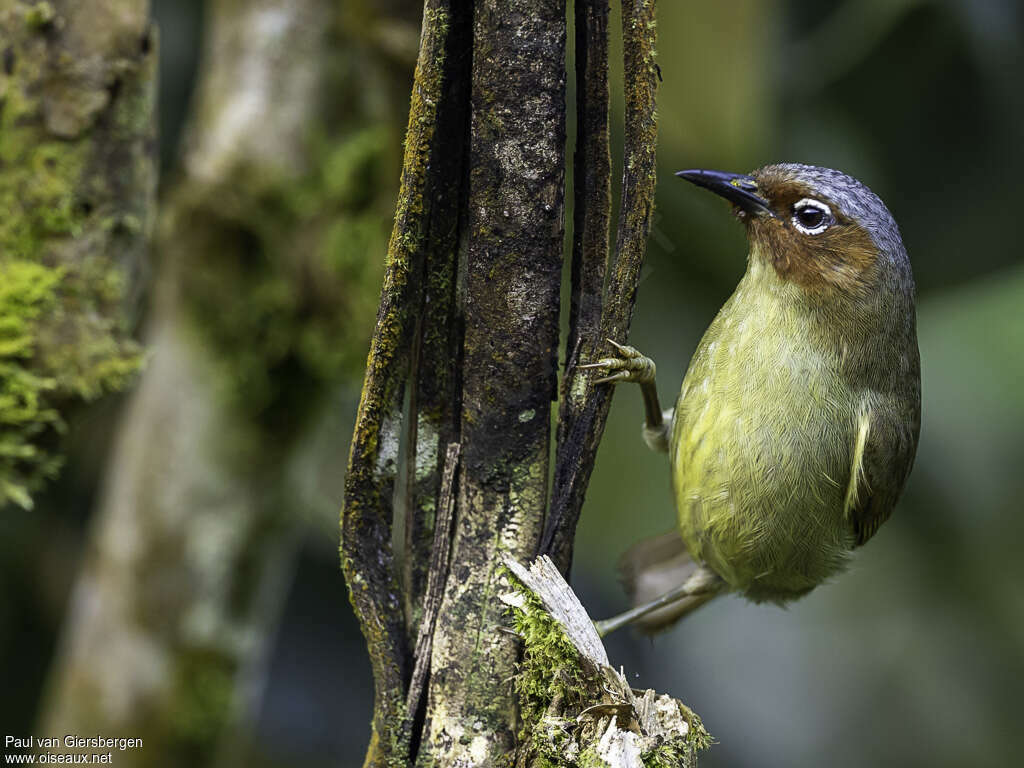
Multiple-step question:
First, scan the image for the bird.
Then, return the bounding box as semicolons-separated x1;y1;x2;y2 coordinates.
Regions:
584;164;921;635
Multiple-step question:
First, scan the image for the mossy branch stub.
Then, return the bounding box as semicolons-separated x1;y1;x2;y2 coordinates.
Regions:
502;556;710;768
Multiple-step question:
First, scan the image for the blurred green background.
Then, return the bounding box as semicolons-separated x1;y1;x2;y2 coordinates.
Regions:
2;0;1023;767
581;2;1024;767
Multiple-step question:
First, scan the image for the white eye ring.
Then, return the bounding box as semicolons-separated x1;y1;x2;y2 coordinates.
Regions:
791;198;832;235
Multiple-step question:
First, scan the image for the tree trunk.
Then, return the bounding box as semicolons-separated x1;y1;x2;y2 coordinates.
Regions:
414;0;567;760
0;0;155;510
39;0;417;764
341;1;693;766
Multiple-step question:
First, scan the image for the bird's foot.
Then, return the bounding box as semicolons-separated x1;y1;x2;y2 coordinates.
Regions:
580;339;656;385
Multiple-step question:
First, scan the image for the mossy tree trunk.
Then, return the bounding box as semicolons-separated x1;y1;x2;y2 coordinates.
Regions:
40;0;418;764
415;0;567;761
342;0;664;766
0;0;155;510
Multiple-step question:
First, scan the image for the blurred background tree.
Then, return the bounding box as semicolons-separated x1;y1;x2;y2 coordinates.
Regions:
2;0;1022;767
3;0;417;764
0;0;154;513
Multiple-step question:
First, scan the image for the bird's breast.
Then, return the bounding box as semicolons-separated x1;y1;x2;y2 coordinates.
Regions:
669;281;858;601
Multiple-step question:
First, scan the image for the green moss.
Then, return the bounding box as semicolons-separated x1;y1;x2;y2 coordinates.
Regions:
166;650;235;755
24;2;56;29
0;255;143;509
0;262;62;509
685;712;713;753
642;710;712;768
502;566;594;767
635;701;711;767
505;569;589;725
642;744;690;768
0;66;89;255
0;5;149;510
503;566;711;767
175;123;393;430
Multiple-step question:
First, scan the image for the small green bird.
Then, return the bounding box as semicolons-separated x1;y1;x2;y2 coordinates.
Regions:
587;164;921;635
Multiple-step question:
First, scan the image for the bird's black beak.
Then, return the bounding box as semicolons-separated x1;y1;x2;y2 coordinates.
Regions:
676;169;774;217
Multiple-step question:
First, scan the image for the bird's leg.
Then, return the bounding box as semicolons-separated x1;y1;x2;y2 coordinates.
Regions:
580;339;671;452
593;566;726;638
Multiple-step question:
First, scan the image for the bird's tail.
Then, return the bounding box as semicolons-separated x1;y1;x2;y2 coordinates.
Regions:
618;530;722;633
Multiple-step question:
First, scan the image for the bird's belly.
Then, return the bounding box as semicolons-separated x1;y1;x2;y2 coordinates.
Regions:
670;351;856;602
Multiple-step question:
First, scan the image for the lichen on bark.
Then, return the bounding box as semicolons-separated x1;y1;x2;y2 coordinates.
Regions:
0;0;155;509
341;1;472;764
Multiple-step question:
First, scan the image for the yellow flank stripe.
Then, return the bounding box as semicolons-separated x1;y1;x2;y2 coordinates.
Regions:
844;405;871;519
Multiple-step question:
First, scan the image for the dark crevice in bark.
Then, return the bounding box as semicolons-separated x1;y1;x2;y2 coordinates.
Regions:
404;442;461;761
402;0;473;651
543;0;659;575
544;0;613;574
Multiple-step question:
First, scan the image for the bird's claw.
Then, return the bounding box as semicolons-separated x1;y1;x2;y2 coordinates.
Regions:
580;338;656;385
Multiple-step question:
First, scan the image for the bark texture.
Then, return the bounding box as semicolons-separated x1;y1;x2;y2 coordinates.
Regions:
0;0;155;510
343;0;682;766
41;0;417;763
341;0;472;763
415;0;566;761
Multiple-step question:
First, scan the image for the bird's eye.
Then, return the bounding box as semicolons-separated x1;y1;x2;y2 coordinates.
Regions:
791;199;832;235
